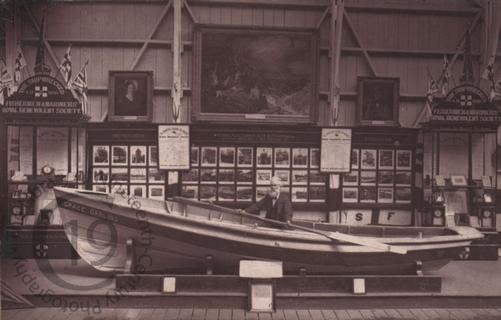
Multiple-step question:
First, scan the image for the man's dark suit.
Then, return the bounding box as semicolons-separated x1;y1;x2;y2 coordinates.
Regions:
245;192;293;223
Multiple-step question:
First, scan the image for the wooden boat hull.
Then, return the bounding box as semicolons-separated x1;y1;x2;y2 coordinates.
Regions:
54;187;483;275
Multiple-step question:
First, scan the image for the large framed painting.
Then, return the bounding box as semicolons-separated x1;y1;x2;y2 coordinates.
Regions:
193;26;319;123
356;77;400;127
109;71;153;122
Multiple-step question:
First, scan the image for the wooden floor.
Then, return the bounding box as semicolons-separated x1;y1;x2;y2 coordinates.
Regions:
3;307;501;319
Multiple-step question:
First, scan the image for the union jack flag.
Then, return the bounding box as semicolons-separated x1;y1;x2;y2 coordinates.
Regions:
70;61;89;113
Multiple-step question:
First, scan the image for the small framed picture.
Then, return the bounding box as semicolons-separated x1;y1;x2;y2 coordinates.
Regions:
309;186;326;202
378;149;394;169
237;186;253;201
93;184;109;193
256;187;268;201
149;146;158;166
450;175;468;186
191;147;199;166
256;170;272;185
131;185;146;198
237;147;253;167
200;169;217;183
111;183;128;195
181;185;198;199
274;170;290;185
148;168;166;183
130;146;147;166
356;76;399;127
360;171;376;186
309;170;325;185
342;187;358;203
359;186;377;203
149;185;165;200
395;171;412;186
109;70;153;122
310;148;320;168
219;147;235;167
130;168;147;182
93;168;109;183
396;150;412;170
201;147;217;166
93;145;109;165
361;149;377;169
219;169;235;184
342;171;358;186
378;171;394;186
256;147;272;167
275;148;290;168
218;186;235;201
351;149;359;169
112;146;128;165
292;187;308;202
111;168;128;182
200;185;216;201
395;187;412;203
237;169;253;184
292;148;308;168
292;170;308;185
181;169;199;183
378;187;394;203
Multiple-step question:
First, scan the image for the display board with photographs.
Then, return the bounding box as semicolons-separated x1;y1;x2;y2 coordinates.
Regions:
341;148;413;205
91;144;166;200
181;145;327;203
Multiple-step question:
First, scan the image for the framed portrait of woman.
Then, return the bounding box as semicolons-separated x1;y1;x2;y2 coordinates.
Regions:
109;71;153;122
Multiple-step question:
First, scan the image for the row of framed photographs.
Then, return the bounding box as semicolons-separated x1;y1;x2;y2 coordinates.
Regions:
191;146;320;168
93;145;158;166
92;184;165;200
182;169;326;185
181;185;326;202
342;170;412;186
351;149;412;170
342;187;411;204
92;167;165;183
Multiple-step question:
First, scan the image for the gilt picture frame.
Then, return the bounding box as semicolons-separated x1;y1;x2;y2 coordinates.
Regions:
356;77;400;127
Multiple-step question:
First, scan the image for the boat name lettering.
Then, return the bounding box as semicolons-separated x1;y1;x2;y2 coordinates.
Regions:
63;200;118;222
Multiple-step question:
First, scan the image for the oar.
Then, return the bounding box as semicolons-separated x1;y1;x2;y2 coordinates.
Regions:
285;221;407;255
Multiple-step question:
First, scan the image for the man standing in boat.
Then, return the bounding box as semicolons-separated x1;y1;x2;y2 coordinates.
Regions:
243;176;293;223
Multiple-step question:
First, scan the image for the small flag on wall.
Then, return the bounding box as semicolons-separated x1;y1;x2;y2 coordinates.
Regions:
14;45;27;83
71;61;89;114
60;45;72;85
0;60;14;105
440;55;450;96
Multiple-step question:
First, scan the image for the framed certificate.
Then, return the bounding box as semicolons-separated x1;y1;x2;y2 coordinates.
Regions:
320;128;352;173
158;124;190;170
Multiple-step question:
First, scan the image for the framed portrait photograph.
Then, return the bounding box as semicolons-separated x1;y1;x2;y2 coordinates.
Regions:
201;147;217;166
149;185;165;200
342;187;358;203
181;185;198;199
360;149;377;169
256;147;272;167
131;185;146;198
200;185;217;201
191;147;199;166
310;148;320;168
396;150;412;170
292;148;308;168
112;146;128;166
182;169;199;183
237;169;253;184
292;170;308;185
256;170;272;185
130;146;147;166
109;71;153;122
342;171;358;186
193;26;318;124
130;168;147;183
148;168;165;183
93;168;109;183
356;77;399;126
149;146;158;166
275;148;290;168
378;149;394;169
218;186;236;202
351;149;359;169
292;187;308;202
219;147;236;167
378;187;394;203
218;169;235;184
237;186;253;201
237;147;253;167
93;145;109;165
